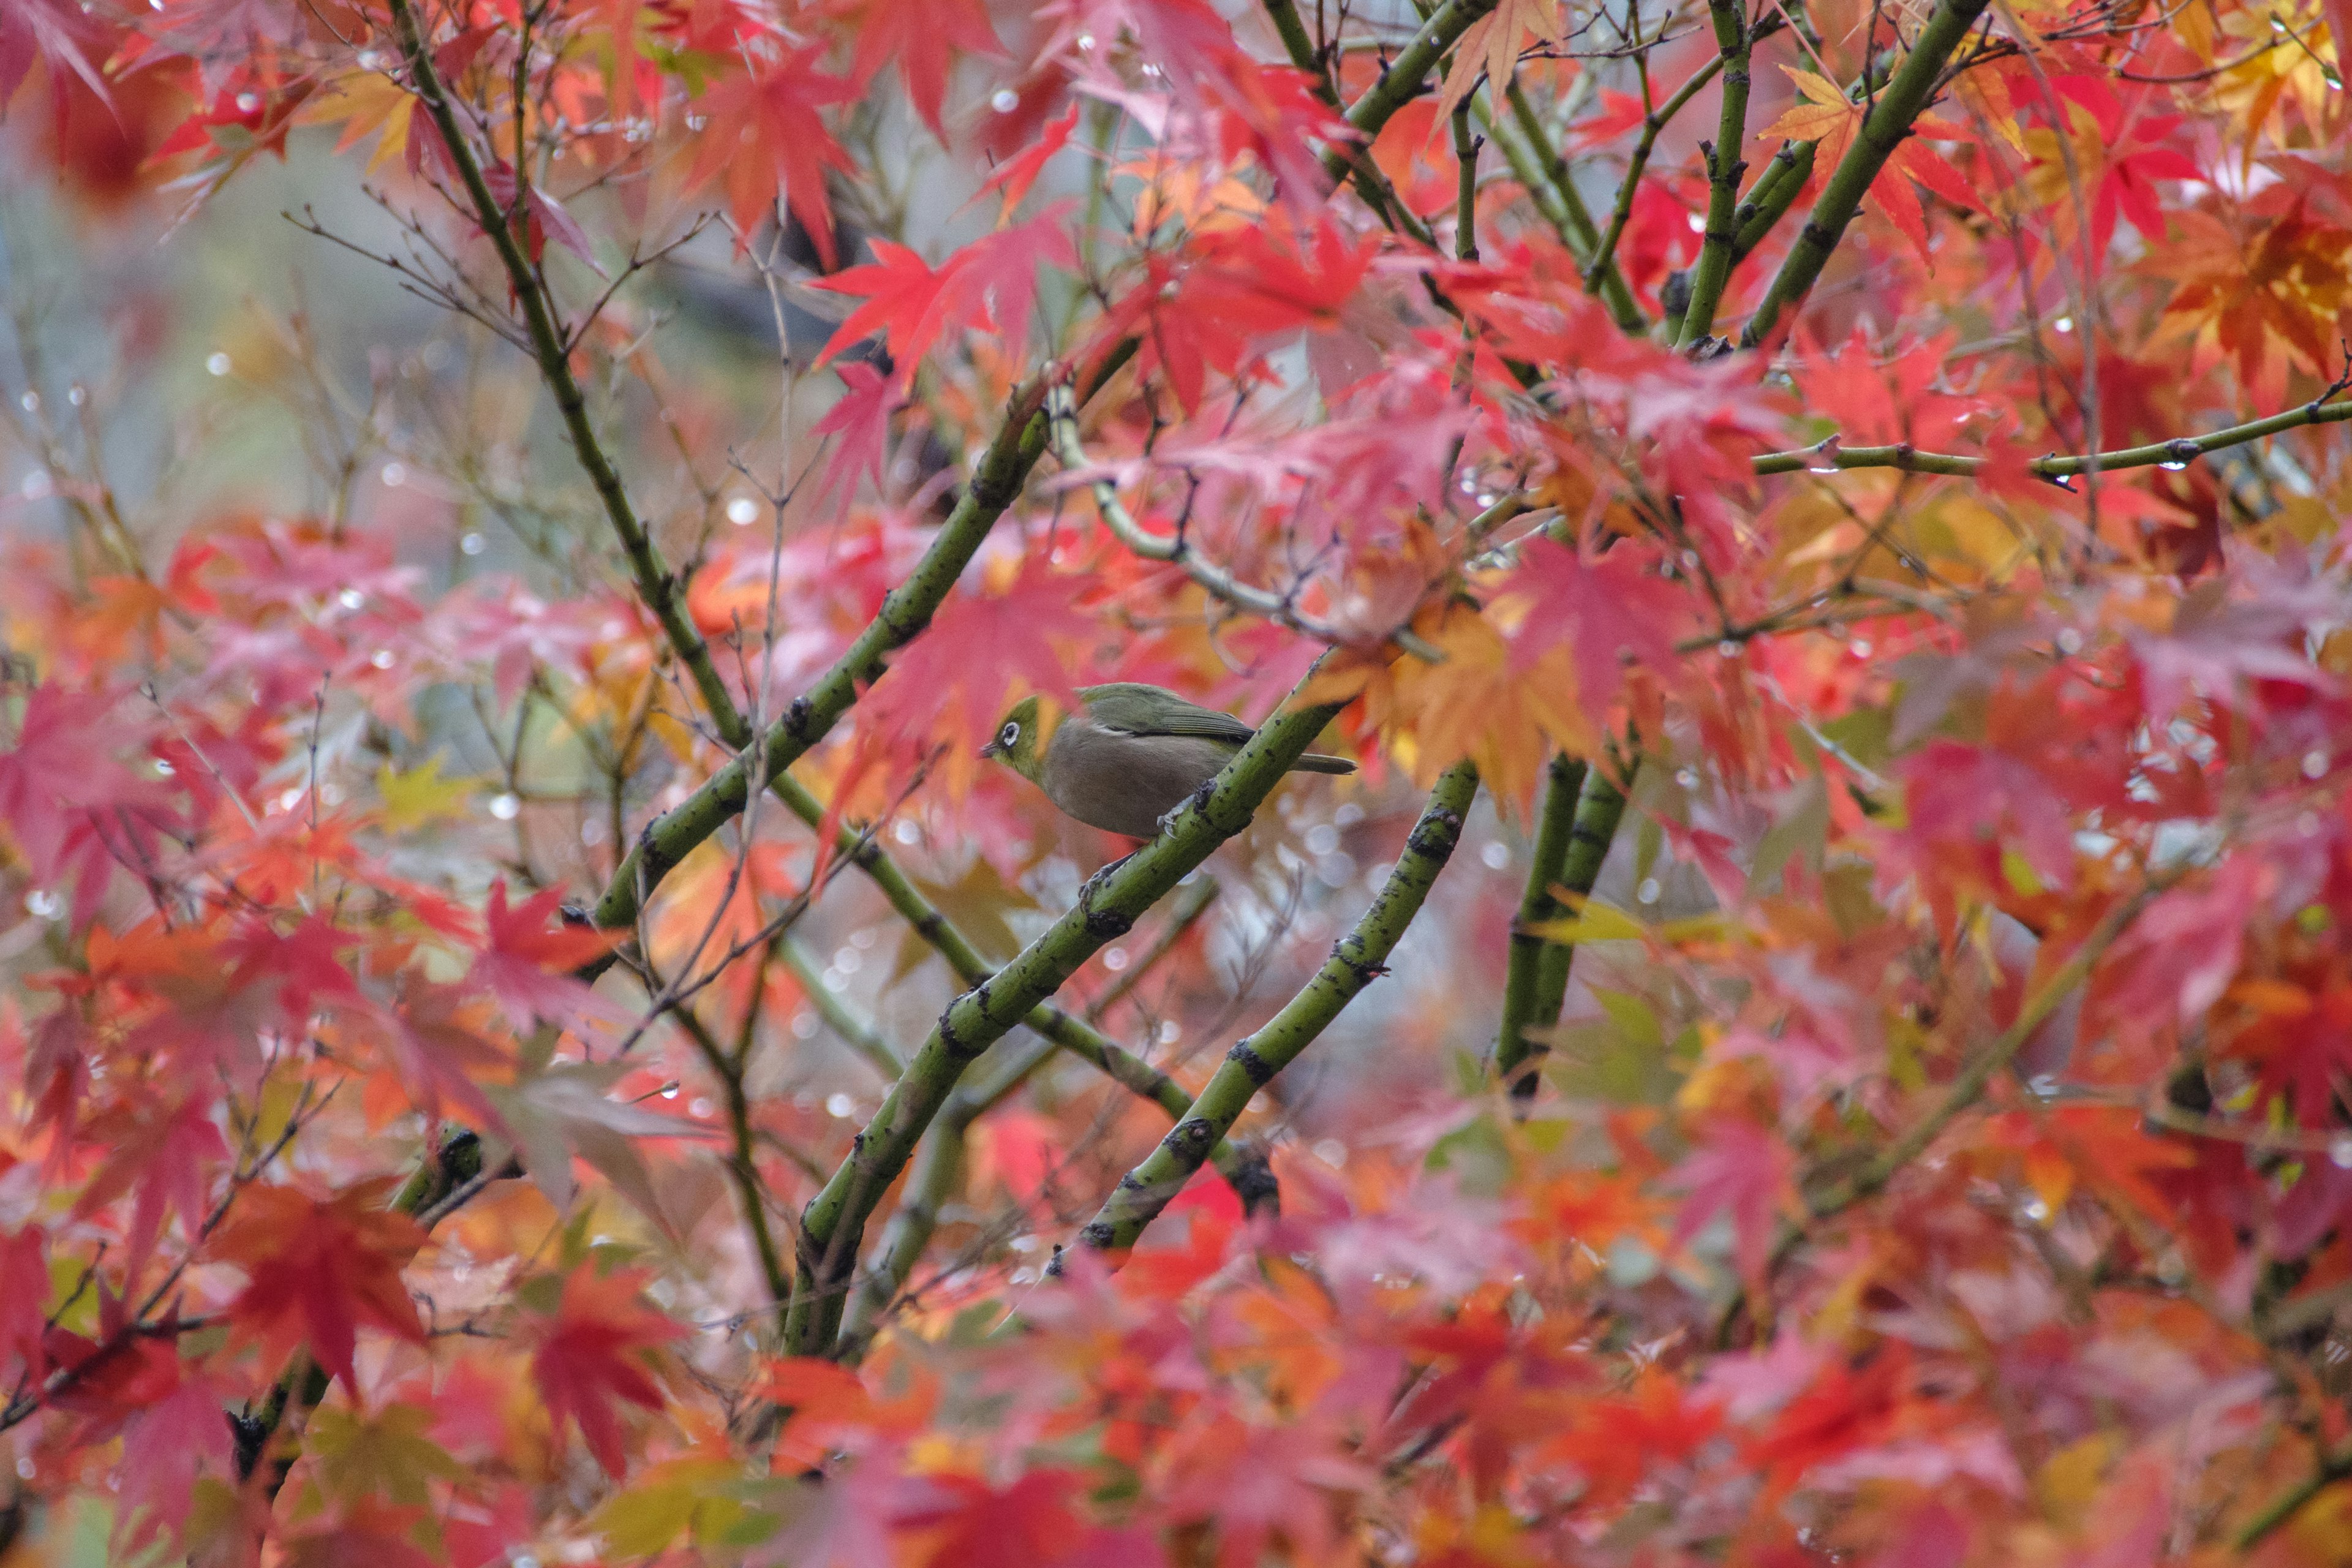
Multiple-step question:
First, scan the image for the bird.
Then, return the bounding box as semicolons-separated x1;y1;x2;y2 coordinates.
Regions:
981;682;1356;840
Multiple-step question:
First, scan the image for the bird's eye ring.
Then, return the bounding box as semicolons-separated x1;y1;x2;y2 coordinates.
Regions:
998;721;1020;747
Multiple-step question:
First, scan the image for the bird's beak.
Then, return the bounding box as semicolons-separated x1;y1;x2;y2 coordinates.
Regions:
978;740;1000;760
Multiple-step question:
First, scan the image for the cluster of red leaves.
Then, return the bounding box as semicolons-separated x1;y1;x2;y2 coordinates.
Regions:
2;0;2352;1563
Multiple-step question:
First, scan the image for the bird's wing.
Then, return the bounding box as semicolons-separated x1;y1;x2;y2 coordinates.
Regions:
1078;683;1256;744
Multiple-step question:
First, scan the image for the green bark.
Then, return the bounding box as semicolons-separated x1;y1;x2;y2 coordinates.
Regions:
1481;86;1646;333
1740;0;1994;347
1074;761;1480;1254
782;684;1351;1353
1495;763;1627;1095
589;383;1054;933
1674;0;1755;347
1496;754;1585;1072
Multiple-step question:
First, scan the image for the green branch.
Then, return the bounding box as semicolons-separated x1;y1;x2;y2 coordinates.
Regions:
1675;0;1756;347
1496;755;1584;1075
384;0;740;742
1335;0;1499;156
782;682;1351;1353
1480;85;1646;333
1740;0;1993;347
1732;139;1814;263
1494;761;1626;1094
1584;51;1727;305
1074;761;1480;1254
1753;388;2352;479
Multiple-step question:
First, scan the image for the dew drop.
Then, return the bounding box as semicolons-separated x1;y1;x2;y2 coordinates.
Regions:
489;792;521;820
460;531;487;556
337;587;364;610
235;91;259;112
1304;823;1340;855
153;758;175;775
380;461;406;487
2056;627;2082;655
991;88;1020;112
726;496;759;525
206;352;232;376
23;889;62;920
369;648;396;669
791;1011;820;1039
2332;1134;2352;1170
2052;316;2073;334
894;818;921;845
688;1098;712;1118
2158;459;2188;471
1636;877;1662;905
826;1092;857;1118
2303;750;2329;780
1312;1137;1348;1167
1717;639;1740;660
16;391;35;412
661;1082;679;1099
1479;841;1509;870
1159;1019;1181;1043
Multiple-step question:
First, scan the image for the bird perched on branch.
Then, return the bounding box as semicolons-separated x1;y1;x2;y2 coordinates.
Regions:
981;682;1355;839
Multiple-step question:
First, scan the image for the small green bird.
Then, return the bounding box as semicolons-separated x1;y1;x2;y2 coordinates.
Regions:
981;682;1356;839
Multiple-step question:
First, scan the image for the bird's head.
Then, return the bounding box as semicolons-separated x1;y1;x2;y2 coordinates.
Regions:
979;695;1047;783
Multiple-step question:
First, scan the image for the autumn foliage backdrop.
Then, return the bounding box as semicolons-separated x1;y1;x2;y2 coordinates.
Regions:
4;0;2352;1561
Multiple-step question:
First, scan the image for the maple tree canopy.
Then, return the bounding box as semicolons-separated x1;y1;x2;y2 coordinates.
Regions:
5;0;2352;1561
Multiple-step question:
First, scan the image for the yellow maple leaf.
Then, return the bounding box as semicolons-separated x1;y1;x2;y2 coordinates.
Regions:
300;71;416;175
377;756;480;832
1758;66;1863;172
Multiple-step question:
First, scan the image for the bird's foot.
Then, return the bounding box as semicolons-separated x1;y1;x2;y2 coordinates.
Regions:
1157;777;1218;837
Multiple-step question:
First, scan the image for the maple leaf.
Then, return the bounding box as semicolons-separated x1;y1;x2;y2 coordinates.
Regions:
842;0;1006;139
0;0;107;107
978;100;1082;217
527;1263;685;1476
211;1178;428;1392
115;1370;239;1555
813;361;902;509
687;48;858;268
375;753;478;831
0;1226;46;1387
897;1469;1088;1568
1435;0;1566;123
466;878;621;1028
1498;535;1689;715
70;1091;228;1283
1668;1116;1798;1286
2154;198;2352;404
480;1058;703;1230
859;558;1091;794
810;239;953;374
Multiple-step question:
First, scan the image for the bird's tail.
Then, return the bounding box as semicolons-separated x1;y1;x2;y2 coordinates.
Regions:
1290;754;1357;775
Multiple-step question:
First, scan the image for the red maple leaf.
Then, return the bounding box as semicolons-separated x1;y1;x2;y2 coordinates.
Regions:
1501;535;1689;715
0;1226;47;1388
859;559;1091;787
811;239;954;375
212;1178;428;1392
70;1091;229;1284
977;100;1080;216
687;47;857;268
842;0;1005;139
812;361;902;509
897;1469;1088;1568
1669;1116;1798;1286
528;1263;684;1476
466;878;619;1027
